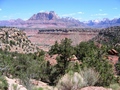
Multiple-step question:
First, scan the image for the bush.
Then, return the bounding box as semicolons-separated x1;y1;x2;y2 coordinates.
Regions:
10;40;16;46
75;41;116;86
80;68;99;86
0;76;8;90
32;87;44;90
11;84;20;90
56;68;99;90
57;72;85;90
109;83;120;90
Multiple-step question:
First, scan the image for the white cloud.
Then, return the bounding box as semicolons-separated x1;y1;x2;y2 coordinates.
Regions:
96;13;108;16
0;8;2;11
76;18;82;21
61;13;76;17
78;12;84;14
61;12;84;17
39;10;45;12
72;17;82;20
113;14;120;18
99;9;102;11
91;13;108;16
23;18;28;20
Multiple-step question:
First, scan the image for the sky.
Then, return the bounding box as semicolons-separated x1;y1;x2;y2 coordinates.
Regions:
0;0;120;21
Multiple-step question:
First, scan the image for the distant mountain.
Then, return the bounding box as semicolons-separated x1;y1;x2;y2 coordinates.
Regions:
27;11;84;28
0;11;120;28
86;18;120;28
0;11;84;28
0;19;25;26
29;11;59;20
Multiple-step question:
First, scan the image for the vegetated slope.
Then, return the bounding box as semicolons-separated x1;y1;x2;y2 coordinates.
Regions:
92;26;120;46
0;27;39;53
91;26;120;66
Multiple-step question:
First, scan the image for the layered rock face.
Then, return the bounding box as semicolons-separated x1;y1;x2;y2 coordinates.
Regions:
29;11;59;20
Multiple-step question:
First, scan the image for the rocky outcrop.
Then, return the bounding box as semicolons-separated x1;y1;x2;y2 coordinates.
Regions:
0;11;84;28
29;11;59;20
0;27;39;53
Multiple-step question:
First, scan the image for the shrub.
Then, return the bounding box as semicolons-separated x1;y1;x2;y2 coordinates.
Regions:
75;41;116;86
109;83;120;90
57;71;85;90
0;76;8;90
10;40;15;46
11;84;20;90
32;87;44;90
79;68;99;86
57;68;99;90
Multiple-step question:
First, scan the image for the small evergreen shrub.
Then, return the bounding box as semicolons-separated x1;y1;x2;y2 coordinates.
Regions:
0;76;8;90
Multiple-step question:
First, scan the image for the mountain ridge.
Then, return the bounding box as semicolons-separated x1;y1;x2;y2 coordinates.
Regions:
0;11;120;28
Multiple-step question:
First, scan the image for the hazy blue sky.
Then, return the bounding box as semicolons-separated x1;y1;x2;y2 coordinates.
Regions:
0;0;120;21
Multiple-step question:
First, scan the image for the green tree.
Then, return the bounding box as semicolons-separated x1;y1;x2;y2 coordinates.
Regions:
75;41;98;60
74;41;116;86
58;38;75;69
48;38;76;85
115;62;120;75
49;41;59;55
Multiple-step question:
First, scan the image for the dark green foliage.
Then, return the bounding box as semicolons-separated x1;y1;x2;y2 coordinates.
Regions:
49;38;75;71
58;38;75;69
48;38;117;86
0;76;8;90
75;41;116;86
0;50;12;75
92;26;120;85
93;26;120;47
75;41;98;60
9;51;47;80
5;32;9;44
0;49;49;89
48;38;76;85
114;45;120;57
49;41;59;55
115;62;120;75
9;40;15;46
